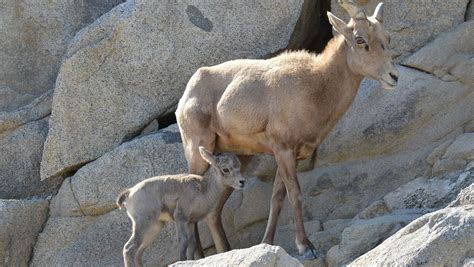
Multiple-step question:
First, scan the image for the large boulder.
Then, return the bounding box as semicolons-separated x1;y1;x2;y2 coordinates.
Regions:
0;117;62;198
350;205;474;266
327;163;474;266
0;199;49;266
40;0;305;180
0;0;124;112
171;244;302;267
331;0;469;59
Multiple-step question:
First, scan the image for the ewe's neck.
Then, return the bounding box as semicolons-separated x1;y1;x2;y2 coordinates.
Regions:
317;35;364;92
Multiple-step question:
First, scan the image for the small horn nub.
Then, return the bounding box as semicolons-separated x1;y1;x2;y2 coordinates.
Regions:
338;0;366;20
372;2;384;22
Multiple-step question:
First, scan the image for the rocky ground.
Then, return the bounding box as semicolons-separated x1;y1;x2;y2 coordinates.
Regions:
0;0;473;266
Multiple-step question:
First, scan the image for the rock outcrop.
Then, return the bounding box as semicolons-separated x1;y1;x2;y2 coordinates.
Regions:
351;189;474;266
40;0;305;180
0;199;49;266
171;244;302;267
0;0;124;112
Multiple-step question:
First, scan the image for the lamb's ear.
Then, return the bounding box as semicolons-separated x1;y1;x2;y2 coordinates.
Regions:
198;146;217;166
327;12;352;42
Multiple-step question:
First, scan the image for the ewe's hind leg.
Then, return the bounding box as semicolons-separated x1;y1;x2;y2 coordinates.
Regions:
123;220;164;267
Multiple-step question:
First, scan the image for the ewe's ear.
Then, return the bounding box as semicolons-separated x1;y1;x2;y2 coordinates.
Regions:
198;146;217;166
327;12;352;42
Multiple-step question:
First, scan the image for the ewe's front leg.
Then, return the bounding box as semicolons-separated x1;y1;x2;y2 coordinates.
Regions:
274;147;317;260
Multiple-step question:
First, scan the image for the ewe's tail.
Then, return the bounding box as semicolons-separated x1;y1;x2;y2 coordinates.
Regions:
116;189;130;209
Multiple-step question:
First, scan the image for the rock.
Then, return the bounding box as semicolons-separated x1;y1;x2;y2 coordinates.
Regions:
40;0;305;180
318;65;473;166
0;0;124;112
327;212;423;266
350;205;474;266
171;244;303;267
426;139;454;166
331;0;469;59
383;177;453;211
442;133;474;161
0;90;52;138
50;124;187;217
450;183;474;206
31;209;180;266
432;159;468;176
140;119;159;136
468;1;474;21
404;21;474;84
0;199;49;266
0;117;62;198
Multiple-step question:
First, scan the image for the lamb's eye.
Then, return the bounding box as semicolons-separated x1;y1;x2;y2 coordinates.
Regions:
381;44;385;50
222;168;230;173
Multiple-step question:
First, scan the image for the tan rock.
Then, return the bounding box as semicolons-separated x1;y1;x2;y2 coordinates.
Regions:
1;199;49;266
0;117;62;198
171;244;303;267
0;0;123;112
350;205;474;266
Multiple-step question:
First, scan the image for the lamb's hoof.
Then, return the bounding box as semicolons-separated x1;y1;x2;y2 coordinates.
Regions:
301;247;318;260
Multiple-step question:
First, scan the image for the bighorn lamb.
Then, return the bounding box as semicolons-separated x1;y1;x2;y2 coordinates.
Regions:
116;147;244;266
176;0;399;259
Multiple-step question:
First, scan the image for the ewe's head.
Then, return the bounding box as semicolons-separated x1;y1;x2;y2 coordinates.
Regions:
328;0;399;90
198;146;245;189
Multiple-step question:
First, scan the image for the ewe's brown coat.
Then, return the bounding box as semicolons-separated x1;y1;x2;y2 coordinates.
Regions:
176;1;399;259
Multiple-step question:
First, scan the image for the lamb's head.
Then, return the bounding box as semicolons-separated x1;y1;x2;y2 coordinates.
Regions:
198;146;245;189
328;0;399;90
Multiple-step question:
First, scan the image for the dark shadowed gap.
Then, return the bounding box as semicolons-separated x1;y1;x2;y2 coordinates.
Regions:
157;111;178;129
271;0;333;57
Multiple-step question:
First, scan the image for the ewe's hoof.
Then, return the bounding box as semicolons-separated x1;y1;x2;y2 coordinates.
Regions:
301;247;318;260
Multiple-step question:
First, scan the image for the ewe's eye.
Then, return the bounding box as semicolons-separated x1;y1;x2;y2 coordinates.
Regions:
381;43;385;50
222;168;230;174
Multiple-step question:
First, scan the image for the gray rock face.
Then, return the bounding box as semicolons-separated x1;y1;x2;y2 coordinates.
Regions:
171;244;303;267
0;199;49;267
0;0;124;112
350;205;474;266
318;64;473;166
331;0;469;59
403;21;474;85
0;90;52;138
0;117;62;198
40;0;305;180
326;164;474;266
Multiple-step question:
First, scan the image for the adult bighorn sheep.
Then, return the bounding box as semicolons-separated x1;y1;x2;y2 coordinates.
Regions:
117;147;244;266
176;0;398;259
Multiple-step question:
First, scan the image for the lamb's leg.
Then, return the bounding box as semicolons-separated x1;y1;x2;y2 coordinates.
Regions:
176;219;189;261
193;223;204;259
261;169;286;244
273;147;317;260
186;222;196;260
124;220;164;267
205;187;233;252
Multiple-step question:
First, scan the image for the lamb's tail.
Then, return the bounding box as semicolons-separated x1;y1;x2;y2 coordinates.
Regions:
116;189;130;209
